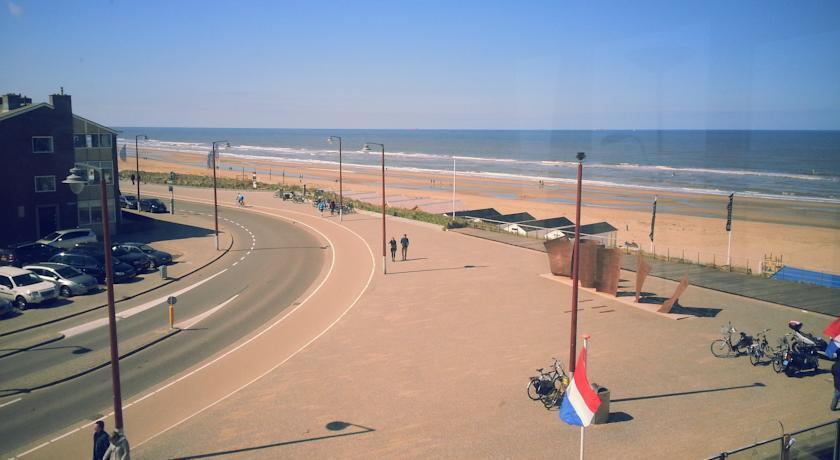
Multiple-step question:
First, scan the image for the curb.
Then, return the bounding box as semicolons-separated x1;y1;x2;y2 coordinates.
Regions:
0;219;235;338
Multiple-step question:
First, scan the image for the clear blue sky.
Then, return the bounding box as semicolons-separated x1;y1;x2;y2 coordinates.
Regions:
2;0;839;129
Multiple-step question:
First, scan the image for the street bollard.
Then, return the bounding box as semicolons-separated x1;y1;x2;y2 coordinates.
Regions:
159;265;167;280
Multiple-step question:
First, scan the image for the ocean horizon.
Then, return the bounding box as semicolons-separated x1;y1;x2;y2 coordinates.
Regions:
116;128;840;204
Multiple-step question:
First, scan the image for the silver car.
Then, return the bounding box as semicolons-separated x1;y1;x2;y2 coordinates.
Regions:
23;263;98;297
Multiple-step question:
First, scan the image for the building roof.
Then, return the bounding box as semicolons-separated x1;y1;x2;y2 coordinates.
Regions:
446;208;502;219
517;217;574;231
579;222;618;235
0;102;118;134
495;212;536;223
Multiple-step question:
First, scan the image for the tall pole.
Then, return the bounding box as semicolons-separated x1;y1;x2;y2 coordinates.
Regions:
726;193;734;267
329;136;344;222
211;140;228;251
135;134;146;208
569;152;585;373
579;334;590;460
381;145;386;275
99;172;125;434
452;157;456;218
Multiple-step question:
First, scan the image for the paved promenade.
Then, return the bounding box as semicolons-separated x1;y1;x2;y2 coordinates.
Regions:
453;227;839;317
125;187;835;459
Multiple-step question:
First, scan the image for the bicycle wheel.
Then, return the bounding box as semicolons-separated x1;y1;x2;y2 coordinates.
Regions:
772;355;784;373
540;376;562;409
749;348;760;366
762;344;774;363
526;378;541;401
710;339;732;358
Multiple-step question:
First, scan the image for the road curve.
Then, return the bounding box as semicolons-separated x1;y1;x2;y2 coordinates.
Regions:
9;194;375;459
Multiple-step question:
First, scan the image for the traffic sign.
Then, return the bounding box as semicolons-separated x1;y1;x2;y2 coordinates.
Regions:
167;296;177;305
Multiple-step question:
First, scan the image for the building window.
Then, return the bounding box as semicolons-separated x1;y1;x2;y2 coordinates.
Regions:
34;176;56;192
86;134;100;148
78;199;115;226
32;136;54;153
73;134;86;148
100;134;112;148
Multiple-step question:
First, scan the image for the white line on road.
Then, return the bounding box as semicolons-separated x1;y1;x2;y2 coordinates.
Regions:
176;295;239;330
60;269;228;339
0;397;21;409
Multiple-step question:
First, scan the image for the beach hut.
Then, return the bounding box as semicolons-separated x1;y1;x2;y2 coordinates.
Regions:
555;222;618;247
509;217;575;239
493;212;536;233
443;208;502;222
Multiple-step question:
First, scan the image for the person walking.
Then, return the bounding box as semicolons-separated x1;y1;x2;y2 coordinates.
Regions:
102;431;130;460
400;234;409;261
832;359;840;410
329;200;336;216
318;200;326;216
389;237;397;262
130;174;135;186
92;421;109;460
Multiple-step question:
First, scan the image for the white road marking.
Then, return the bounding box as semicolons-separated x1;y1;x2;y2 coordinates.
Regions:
16;441;49;458
176;295;239;330
49;427;80;443
0;397;21;409
232;262;238;266
61;269;228;339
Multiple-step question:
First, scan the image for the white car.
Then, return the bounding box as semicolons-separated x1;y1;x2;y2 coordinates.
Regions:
36;228;97;249
0;266;59;310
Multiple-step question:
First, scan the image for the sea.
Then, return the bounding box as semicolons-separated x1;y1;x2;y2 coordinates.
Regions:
116;128;840;204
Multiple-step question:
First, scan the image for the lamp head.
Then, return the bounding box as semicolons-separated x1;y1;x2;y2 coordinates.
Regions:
362;144;371;152
576;152;586;162
327;137;333;144
140;134;148;141
63;166;88;195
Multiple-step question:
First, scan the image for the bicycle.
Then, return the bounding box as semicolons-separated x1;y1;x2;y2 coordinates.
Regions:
710;322;753;358
526;357;570;409
747;328;773;365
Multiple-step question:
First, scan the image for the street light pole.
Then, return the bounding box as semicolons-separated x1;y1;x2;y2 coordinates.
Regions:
328;136;343;222
364;143;386;274
135;134;147;208
63;165;126;437
211;140;230;250
569;151;585;374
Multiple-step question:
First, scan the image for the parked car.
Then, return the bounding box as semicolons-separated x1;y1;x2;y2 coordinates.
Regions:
139;198;168;213
119;194;138;209
71;243;152;273
0;298;14;318
0;266;59;309
0;242;62;267
48;252;137;283
36;228;97;249
119;243;173;268
23;262;98;297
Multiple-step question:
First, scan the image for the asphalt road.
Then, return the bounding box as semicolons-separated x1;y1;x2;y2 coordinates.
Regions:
0;201;327;456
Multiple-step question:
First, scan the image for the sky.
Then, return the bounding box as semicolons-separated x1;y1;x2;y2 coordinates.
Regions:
1;0;839;130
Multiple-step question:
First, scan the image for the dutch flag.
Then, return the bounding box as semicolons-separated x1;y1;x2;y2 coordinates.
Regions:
824;318;840;359
559;347;602;427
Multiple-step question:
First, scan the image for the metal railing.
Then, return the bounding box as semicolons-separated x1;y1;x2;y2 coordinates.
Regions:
460;217;616;248
706;419;839;460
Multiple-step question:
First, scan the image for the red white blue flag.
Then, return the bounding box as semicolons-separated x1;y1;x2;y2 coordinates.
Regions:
824;318;840;359
559;347;601;427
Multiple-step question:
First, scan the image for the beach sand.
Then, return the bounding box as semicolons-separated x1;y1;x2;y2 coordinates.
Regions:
122;148;840;274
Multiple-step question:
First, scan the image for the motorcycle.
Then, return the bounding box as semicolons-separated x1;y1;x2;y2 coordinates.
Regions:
788;320;832;360
773;334;820;376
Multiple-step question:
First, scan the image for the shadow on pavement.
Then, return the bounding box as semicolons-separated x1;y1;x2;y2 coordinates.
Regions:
611;382;765;403
638;296;722;318
388;265;488;275
118;211;214;244
171;421;375;459
607;411;634;423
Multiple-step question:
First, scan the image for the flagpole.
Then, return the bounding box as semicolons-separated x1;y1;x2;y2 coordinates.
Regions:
580;334;590;460
726;193;734;267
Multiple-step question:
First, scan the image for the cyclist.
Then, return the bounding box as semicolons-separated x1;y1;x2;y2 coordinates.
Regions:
237;193;245;206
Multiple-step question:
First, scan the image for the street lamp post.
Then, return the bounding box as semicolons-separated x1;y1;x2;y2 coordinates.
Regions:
211;140;230;250
62;164;126;437
135;134;148;208
569;151;585;373
363;142;386;274
327;136;344;222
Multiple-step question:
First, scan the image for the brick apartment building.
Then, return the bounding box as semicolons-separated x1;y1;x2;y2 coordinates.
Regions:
0;92;121;246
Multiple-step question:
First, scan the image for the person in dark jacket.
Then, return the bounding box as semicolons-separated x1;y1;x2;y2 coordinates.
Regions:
832;360;840;410
400;234;409;261
93;420;109;460
389;237;397;262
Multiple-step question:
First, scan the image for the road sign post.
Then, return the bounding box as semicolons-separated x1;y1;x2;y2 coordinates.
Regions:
168;296;177;329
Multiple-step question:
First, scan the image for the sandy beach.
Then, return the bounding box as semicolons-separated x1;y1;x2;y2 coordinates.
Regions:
122;147;840;274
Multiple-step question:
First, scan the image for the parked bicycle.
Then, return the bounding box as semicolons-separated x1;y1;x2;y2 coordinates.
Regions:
526;357;570;409
747;328;773;365
710;322;753;358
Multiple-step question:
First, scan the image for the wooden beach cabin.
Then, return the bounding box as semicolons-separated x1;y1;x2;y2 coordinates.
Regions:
493;212;536;232
507;217;575;239
443;208;502;222
557;221;618;247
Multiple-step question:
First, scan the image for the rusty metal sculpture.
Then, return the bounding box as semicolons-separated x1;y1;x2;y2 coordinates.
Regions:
595;247;622;296
544;237;573;277
635;254;652;302
578;240;601;288
658;275;689;313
